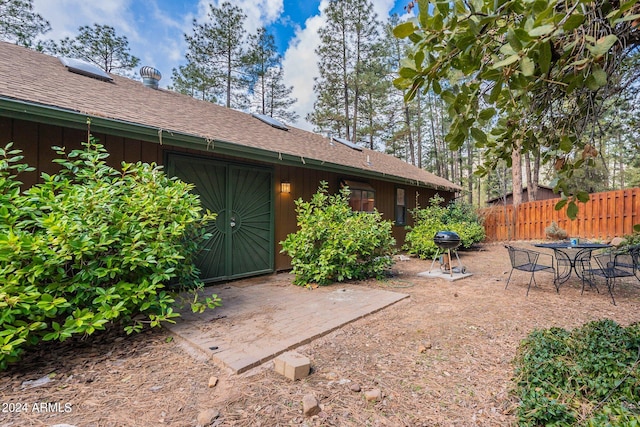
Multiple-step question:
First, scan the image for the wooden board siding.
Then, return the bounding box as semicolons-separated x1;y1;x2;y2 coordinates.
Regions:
2;118;163;188
4;117;456;273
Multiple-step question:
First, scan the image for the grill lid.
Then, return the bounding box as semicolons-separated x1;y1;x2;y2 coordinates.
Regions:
433;231;461;249
434;231;460;241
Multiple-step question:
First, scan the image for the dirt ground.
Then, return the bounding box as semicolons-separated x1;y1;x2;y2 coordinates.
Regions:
2;242;639;427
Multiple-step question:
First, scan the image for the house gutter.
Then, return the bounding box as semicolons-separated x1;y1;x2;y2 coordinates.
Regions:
0;97;461;192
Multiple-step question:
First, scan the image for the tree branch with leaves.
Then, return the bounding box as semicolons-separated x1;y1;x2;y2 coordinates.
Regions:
394;0;639;217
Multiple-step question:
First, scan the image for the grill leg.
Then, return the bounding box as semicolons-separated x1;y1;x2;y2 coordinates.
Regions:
429;248;442;273
452;249;462;272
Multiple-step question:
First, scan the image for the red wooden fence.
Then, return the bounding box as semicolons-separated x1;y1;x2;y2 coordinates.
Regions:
481;188;640;242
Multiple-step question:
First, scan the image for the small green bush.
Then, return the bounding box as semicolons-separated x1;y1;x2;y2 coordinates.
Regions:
280;182;395;286
621;230;640;250
403;195;485;259
513;319;640;426
0;140;220;370
545;220;568;240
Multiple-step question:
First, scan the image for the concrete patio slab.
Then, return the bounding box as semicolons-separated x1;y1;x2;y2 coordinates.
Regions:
417;270;473;282
166;274;408;373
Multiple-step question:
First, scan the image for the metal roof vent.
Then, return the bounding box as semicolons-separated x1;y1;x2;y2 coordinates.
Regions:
140;66;162;89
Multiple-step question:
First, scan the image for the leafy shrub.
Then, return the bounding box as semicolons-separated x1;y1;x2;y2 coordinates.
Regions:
0;140;220;370
620;230;640;251
513;319;640;426
545;220;568;240
280;181;395;286
403;195;485;259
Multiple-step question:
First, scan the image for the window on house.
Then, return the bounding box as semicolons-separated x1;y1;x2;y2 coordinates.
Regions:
395;188;406;225
342;180;376;212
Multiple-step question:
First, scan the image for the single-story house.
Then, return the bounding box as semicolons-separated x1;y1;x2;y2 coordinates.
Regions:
486;185;557;206
0;41;461;282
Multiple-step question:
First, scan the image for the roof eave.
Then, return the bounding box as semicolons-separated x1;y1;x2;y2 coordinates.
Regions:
0;97;460;192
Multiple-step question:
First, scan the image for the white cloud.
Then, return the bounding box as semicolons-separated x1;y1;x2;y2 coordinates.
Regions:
372;0;397;21
32;0;190;82
281;14;323;131
195;0;283;33
33;0;139;41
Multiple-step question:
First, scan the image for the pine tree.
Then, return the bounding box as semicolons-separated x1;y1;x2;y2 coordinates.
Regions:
169;61;219;102
0;0;50;47
245;28;279;111
252;66;299;124
182;1;248;108
44;24;139;75
310;0;382;144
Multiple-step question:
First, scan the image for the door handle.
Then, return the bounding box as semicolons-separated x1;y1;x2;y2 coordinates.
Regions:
230;217;236;227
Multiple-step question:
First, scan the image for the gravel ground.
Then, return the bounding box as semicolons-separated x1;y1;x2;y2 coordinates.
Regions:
2;242;639;426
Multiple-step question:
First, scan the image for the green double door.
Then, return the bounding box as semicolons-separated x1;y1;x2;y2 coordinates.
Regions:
166;153;274;282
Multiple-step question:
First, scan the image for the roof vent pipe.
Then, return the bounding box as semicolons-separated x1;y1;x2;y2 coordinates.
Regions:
140;66;162;89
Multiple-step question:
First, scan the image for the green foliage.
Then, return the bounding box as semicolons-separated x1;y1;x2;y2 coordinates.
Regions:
0;0;50;47
624;231;640;246
545;221;568;240
394;0;640;217
280;182;396;286
403;195;485;259
308;0;386;144
44;24;139;74
182;1;249;109
513;319;640;426
0;140;220;370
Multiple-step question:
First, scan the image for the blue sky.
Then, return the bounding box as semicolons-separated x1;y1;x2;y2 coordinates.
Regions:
31;0;413;130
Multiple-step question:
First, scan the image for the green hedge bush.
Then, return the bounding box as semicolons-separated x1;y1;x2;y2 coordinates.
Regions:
513;319;640;426
280;182;395;286
0;140;220;370
403;195;485;259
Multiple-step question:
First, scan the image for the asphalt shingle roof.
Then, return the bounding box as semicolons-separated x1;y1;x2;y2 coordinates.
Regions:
0;42;461;192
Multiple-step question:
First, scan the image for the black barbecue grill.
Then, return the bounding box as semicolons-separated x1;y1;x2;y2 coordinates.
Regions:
433;231;461;250
429;231;465;276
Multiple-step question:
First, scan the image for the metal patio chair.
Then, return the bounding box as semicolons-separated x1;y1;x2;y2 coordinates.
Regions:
553;247;594;292
588;251;637;305
574;248;596;295
505;245;556;296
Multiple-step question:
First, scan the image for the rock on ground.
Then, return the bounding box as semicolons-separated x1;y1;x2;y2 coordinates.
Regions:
197;408;220;426
302;394;321;416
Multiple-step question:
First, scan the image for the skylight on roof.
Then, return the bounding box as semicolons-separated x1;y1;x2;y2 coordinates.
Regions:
332;136;362;151
58;57;113;82
251;113;288;131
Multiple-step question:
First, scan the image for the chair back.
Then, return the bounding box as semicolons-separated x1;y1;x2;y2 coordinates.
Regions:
505;245;537;269
594;252;635;278
573;248;593;275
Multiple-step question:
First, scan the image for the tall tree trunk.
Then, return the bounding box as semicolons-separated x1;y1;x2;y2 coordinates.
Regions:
524;151;532;202
341;24;351;140
512;142;523;207
451;149;458;184
226;50;232;108
467;138;473;204
416;93;422;169
403;102;416;165
261;75;266;114
531;147;540;201
352;33;361;144
368;92;374;150
428;93;441;174
510;144;523;242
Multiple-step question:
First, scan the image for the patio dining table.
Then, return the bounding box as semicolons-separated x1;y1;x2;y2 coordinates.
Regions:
533;242;612;286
